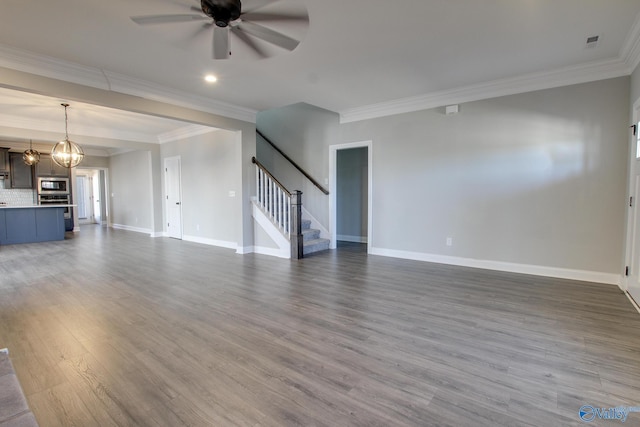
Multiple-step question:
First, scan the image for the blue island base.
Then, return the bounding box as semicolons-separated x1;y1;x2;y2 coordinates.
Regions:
0;207;66;245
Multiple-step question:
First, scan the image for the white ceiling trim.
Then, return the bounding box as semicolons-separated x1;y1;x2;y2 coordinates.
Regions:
339;58;632;124
0;44;110;91
102;70;257;124
341;13;640;124
0;44;257;124
157;124;219;144
621;12;640;72
0;113;163;143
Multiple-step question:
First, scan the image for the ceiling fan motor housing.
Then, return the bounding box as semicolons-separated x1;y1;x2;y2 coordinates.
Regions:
202;0;242;27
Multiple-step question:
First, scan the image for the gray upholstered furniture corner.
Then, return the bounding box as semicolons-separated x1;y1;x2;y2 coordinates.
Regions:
0;350;39;427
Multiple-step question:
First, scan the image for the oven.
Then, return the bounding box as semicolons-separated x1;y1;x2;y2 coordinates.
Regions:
38;194;71;219
37;177;69;195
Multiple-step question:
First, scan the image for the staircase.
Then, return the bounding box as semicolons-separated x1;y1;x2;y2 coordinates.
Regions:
252;157;330;258
302;219;330;256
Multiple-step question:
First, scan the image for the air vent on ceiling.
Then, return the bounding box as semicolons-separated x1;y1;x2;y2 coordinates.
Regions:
586;35;600;48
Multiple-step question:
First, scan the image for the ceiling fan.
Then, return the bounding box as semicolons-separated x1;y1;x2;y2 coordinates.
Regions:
131;0;309;59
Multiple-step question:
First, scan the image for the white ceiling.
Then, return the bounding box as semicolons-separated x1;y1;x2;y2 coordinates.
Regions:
0;0;640;149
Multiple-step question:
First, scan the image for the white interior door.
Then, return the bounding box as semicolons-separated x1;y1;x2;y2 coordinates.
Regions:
76;175;95;224
92;170;101;224
629;173;640;305
165;157;183;239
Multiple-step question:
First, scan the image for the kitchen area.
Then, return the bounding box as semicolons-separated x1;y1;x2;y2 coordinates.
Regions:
0;146;74;245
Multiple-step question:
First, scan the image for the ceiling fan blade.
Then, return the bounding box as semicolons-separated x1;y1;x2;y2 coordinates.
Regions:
131;14;208;25
241;0;283;14
213;27;230;59
230;26;267;58
234;21;300;51
240;11;309;23
189;22;214;42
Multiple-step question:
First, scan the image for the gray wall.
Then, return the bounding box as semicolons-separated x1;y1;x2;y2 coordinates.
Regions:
109;150;153;231
340;77;630;274
0;66;257;248
336;147;368;241
257;103;339;226
161;129;240;245
80;155;109;169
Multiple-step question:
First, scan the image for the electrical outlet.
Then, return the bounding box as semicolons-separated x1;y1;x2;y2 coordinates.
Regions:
196;224;200;231
446;237;453;246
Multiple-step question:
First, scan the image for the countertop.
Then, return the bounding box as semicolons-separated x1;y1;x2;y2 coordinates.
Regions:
0;204;76;209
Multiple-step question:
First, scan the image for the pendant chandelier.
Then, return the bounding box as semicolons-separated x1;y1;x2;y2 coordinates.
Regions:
23;139;40;166
51;103;84;168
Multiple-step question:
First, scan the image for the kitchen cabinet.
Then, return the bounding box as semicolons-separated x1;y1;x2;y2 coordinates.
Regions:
36;154;70;178
9;152;34;189
0;148;9;176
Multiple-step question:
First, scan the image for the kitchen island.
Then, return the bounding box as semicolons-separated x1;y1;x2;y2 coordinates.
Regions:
0;205;74;245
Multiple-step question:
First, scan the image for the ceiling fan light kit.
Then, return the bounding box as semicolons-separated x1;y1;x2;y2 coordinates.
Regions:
131;0;308;60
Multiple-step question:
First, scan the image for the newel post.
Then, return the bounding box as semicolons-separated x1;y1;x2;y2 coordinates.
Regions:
290;190;304;259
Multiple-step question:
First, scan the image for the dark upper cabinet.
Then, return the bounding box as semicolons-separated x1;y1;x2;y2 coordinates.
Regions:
36;154;70;178
9;152;34;189
0;148;9;175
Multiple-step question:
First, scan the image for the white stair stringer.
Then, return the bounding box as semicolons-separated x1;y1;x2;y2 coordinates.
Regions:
251;201;330;258
251;201;290;259
301;206;330;240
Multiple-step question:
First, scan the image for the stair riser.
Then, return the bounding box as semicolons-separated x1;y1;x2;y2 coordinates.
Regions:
302;229;320;242
303;239;330;255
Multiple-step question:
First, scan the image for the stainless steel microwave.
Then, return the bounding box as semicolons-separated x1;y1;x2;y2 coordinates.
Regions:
37;177;69;195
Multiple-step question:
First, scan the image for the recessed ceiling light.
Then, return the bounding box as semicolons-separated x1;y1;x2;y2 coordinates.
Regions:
204;74;218;83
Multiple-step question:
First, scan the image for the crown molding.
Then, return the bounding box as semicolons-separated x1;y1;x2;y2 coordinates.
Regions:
621;12;640;72
102;71;257;124
157;124;219;144
0;44;110;91
340;58;631;124
0;44;257;124
341;14;640;124
0;113;163;144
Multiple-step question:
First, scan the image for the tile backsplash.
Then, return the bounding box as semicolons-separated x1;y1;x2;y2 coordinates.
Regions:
0;188;36;206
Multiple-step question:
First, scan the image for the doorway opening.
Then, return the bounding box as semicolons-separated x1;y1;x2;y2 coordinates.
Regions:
75;168;109;227
329;141;372;252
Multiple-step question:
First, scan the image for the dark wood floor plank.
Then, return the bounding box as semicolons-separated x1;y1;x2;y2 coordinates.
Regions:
1;227;640;426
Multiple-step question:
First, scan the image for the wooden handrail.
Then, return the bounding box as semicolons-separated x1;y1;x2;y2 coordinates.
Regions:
256;129;330;195
252;157;292;196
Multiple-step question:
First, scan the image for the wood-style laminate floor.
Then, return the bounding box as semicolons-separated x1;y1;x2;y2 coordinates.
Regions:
1;225;639;427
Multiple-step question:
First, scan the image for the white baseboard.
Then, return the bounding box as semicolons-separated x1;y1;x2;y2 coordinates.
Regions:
111;224;153;235
626;292;640;314
236;246;253;255
369;247;621;286
337;234;368;244
183;235;237;250
151;231;168;238
253;246;291;258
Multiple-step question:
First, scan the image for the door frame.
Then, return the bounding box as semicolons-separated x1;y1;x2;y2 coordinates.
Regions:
164;156;183;239
329;141;373;252
73;166;110;229
623;98;640;311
